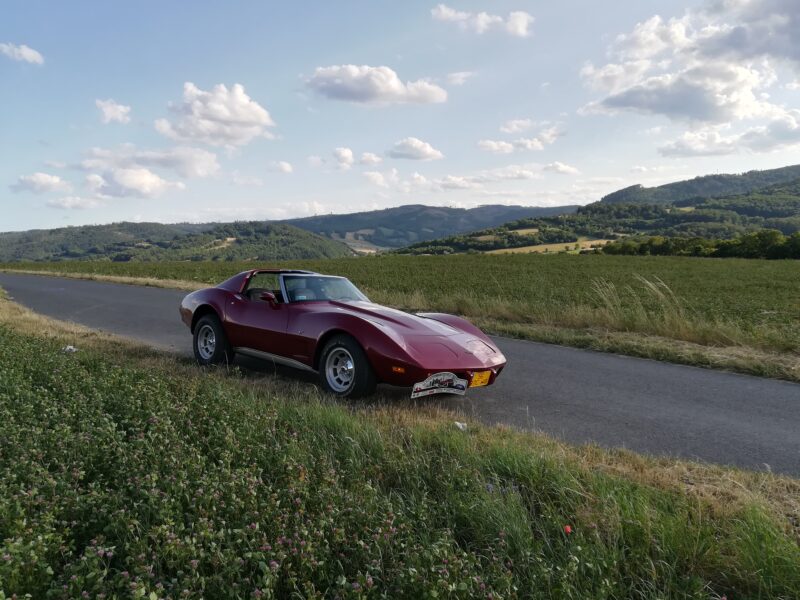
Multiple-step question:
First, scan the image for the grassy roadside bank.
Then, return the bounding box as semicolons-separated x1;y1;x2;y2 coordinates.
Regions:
0;293;798;599
3;253;799;383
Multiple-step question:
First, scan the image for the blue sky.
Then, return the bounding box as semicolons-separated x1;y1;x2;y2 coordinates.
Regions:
3;0;800;231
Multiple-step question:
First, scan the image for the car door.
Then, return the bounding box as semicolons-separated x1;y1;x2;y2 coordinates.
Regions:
224;272;289;354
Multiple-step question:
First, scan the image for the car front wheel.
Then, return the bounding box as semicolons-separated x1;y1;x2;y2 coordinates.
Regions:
319;335;376;398
193;314;234;366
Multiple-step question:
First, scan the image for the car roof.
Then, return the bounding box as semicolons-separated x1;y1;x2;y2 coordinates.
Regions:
242;268;318;276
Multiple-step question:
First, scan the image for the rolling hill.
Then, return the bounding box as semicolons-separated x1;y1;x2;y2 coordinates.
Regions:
601;163;800;205
283;204;578;251
0;221;353;263
397;178;800;256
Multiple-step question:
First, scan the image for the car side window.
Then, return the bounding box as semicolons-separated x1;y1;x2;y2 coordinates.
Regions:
243;273;283;303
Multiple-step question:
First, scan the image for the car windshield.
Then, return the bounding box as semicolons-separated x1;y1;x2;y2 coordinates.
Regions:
282;275;369;303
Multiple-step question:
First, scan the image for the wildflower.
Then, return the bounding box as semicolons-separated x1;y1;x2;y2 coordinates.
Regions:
190;559;199;569
563;525;573;535
269;560;279;570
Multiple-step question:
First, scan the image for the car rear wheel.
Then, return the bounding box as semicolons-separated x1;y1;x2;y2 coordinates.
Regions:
319;335;376;398
193;314;234;366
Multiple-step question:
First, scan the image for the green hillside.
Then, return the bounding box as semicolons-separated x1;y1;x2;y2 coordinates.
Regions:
398;179;800;256
601;163;800;205
0;221;353;262
284;203;578;250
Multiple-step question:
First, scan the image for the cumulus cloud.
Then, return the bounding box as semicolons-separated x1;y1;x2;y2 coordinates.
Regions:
86;168;184;198
660;110;800;156
333;147;355;170
155;82;275;146
478;140;515;154
270;160;294;174
47;196;101;210
478;126;562;154
431;5;534;37
500;118;534;133
658;129;739;157
363;171;390;188
581;1;800;155
387;137;444;160
96;99;131;124
544;161;580;175
307;65;447;105
80;145;219;178
360;152;382;165
446;71;475;86
0;42;43;64
10;172;71;194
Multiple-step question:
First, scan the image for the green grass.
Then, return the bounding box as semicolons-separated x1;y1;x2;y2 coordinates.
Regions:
1;312;799;599
4;254;799;352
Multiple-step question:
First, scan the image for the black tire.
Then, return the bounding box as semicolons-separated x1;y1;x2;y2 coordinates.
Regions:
319;335;377;399
193;314;234;366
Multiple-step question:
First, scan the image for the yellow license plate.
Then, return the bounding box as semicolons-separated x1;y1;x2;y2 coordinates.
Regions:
470;371;491;388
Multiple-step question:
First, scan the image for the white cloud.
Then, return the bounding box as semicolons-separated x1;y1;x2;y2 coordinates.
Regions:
307;65;447;105
333;147;355;170
500;118;533;133
0;42;44;65
96;99;131;124
271;160;294;174
506;11;535;37
10;172;71;194
544;161;580;175
155;82;275;147
388;137;444;160
446;71;475;85
580;0;800;147
363;171;389;188
511;137;546;151
80;145;219;178
437;175;481;190
660;110;800;156
431;5;534;37
659;128;739;157
87;168;185;198
360;152;383;166
46;196;101;210
478;126;562;154
478;140;514;154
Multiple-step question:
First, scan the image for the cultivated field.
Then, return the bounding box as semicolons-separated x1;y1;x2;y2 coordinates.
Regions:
486;238;612;254
3;253;799;380
1;295;798;598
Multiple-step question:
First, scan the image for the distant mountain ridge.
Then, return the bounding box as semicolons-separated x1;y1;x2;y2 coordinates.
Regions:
398;176;800;255
283;204;579;250
602;164;800;205
0;221;352;263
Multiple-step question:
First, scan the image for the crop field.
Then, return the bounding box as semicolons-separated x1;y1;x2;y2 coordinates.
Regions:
4;254;799;349
486;239;612;254
1;296;799;599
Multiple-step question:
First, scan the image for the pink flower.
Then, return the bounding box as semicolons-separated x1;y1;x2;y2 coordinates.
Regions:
563;525;573;535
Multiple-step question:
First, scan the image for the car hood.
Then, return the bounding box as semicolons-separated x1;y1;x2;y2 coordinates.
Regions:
330;300;504;369
330;300;460;336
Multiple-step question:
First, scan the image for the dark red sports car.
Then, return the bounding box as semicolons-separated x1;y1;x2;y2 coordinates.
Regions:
179;269;506;398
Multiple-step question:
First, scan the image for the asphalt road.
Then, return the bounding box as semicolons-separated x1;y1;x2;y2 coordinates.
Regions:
1;272;798;476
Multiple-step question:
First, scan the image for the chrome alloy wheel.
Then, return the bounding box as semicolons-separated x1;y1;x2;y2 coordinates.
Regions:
196;324;216;360
325;347;355;393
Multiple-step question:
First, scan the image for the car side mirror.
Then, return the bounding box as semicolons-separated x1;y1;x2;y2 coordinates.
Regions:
259;291;279;307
